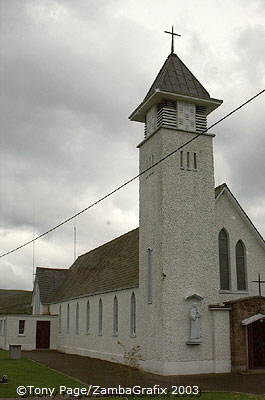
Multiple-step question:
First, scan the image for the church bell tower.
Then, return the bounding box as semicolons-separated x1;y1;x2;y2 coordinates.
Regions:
129;29;224;374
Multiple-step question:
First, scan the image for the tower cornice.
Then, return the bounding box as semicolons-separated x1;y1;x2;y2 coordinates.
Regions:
136;125;215;149
129;89;222;123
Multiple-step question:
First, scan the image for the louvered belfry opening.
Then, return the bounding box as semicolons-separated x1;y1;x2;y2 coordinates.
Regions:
144;100;208;138
157;100;177;129
195;105;207;133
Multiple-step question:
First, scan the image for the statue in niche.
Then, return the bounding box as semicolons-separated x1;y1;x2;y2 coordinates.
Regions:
187;304;201;344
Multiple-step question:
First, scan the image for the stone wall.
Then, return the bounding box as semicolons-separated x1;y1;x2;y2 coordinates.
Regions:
226;296;265;371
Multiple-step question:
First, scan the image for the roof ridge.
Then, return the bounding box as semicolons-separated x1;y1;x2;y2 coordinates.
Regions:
171;53;210;98
36;267;68;271
143;54;171;101
215;182;227;190
72;185;224;265
73;227;139;263
143;52;210;102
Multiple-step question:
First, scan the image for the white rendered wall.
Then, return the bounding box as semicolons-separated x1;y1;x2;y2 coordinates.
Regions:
210;309;231;373
138;125;222;375
32;282;49;315
49;288;139;366
138;127;163;369
215;191;265;302
0;315;57;351
32;281;40;315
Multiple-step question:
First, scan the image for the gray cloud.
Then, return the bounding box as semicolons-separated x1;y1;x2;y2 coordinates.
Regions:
0;0;264;290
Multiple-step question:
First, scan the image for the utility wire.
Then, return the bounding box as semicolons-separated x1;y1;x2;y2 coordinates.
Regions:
1;89;264;258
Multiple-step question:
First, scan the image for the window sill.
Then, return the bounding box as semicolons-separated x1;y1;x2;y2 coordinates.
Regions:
18;334;25;337
113;333;118;337
219;290;249;295
130;333;136;338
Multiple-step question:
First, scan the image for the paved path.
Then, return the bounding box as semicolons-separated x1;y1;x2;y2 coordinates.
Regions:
23;351;265;395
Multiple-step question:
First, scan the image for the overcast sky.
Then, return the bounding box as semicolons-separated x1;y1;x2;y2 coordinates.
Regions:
0;0;264;291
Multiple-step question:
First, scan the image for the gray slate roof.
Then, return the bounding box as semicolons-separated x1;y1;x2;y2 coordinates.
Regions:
38;186;229;304
214;183;227;198
36;267;68;304
144;53;210;101
50;228;139;303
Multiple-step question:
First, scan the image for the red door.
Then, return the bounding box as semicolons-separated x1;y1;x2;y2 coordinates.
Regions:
248;319;265;369
36;321;50;349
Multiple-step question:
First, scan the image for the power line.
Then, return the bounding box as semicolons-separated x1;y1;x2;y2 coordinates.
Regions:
1;89;264;258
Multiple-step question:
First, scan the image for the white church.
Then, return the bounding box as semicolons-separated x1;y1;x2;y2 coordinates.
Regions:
1;36;265;376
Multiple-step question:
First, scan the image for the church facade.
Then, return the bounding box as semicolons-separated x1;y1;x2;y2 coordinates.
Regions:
1;45;265;375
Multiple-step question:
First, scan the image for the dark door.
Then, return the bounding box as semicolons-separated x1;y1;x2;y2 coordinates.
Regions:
36;321;50;349
248;319;265;369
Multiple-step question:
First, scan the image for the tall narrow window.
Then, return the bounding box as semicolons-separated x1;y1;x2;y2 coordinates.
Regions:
67;304;70;334
0;320;3;336
113;296;118;336
98;299;103;336
75;303;79;335
236;241;247;291
130;292;136;336
180;151;184;168
86;300;90;334
219;229;230;290
193;153;197;170
147;248;153;304
187;152;190;169
18;320;25;335
59;305;62;333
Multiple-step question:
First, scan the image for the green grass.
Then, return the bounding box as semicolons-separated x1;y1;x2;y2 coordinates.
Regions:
0;350;263;399
123;394;264;400
131;395;264;400
199;392;264;399
0;349;86;397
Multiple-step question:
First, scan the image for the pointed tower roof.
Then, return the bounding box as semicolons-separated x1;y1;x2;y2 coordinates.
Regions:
144;53;210;102
129;52;222;122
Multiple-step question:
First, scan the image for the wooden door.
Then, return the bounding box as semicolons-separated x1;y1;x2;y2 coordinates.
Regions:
36;321;50;349
248;319;265;369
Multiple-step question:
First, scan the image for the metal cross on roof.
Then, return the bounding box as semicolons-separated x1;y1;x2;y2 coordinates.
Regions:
164;26;181;54
252;273;265;296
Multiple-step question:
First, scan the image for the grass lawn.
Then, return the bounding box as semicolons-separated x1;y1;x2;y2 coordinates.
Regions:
0;349;86;397
199;392;264;399
0;350;263;399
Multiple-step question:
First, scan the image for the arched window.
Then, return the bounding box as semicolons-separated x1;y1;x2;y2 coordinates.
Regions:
219;229;230;290
236;240;247;291
75;303;79;335
130;292;136;336
67;304;70;333
98;299;103;336
58;305;62;334
86;300;90;334
113;296;118;336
